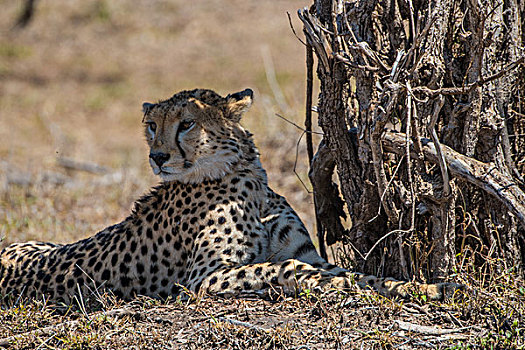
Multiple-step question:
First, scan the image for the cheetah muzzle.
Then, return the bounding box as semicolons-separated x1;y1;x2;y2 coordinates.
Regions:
0;88;463;303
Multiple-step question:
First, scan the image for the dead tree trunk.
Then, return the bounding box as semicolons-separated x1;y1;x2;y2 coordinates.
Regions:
300;0;525;281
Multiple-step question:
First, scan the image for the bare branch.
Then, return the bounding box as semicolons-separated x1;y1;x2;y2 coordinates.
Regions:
274;113;323;135
305;44;315;164
412;56;525;96
383;131;525;228
426;95;450;197
364;229;411;261
287;11;307;46
369;84;401;223
298;8;331;73
334;53;380;72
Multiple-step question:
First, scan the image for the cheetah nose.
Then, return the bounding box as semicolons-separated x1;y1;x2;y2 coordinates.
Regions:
150;152;170;167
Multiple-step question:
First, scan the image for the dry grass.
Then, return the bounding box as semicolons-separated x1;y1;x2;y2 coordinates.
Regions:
0;1;524;349
0;283;523;349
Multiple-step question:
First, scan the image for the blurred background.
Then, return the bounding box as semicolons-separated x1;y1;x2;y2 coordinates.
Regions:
0;0;322;247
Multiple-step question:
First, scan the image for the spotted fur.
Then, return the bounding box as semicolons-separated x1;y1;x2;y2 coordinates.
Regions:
0;88;462;303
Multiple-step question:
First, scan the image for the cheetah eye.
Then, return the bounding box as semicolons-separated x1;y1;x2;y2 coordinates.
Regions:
146;122;157;132
179;120;195;132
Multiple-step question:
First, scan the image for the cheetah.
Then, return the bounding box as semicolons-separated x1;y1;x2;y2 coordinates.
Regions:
0;88;462;303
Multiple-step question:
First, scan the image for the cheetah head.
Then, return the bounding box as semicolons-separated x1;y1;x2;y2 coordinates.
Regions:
141;88;254;184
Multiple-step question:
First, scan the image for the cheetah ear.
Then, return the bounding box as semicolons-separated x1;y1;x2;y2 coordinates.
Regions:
224;88;253;122
142;102;156;114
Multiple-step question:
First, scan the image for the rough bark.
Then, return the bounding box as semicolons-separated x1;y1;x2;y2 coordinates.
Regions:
300;0;525;280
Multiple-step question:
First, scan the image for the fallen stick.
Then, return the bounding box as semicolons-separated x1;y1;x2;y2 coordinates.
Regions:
395;320;471;335
382;131;525;228
216;317;268;333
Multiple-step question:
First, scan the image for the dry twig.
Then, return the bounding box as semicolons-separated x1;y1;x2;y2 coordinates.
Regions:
412;56;525;97
395;320;472;336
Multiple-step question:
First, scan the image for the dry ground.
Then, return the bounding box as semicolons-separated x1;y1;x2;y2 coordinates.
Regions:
0;1;523;349
0;284;524;349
